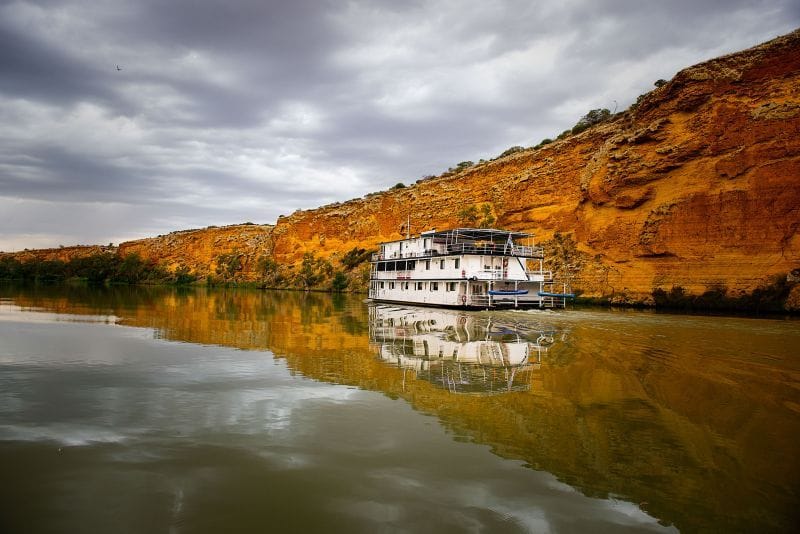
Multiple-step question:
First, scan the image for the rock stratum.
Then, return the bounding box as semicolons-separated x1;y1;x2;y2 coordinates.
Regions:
5;30;800;305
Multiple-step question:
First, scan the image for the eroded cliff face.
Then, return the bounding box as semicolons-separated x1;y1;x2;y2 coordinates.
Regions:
117;224;274;280
6;31;800;302
1;245;117;263
266;30;800;300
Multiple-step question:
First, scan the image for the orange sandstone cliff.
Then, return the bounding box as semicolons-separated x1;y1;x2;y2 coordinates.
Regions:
118;224;274;279
8;31;800;304
266;30;800;301
5;245;117;263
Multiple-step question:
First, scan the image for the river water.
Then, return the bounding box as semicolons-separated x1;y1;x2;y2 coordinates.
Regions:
0;285;798;533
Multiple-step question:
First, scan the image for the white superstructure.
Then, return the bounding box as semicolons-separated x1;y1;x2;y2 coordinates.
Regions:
368;228;571;308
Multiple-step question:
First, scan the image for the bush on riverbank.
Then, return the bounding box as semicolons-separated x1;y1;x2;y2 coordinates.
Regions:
651;275;796;313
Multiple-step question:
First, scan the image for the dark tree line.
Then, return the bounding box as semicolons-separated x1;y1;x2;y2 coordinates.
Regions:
0;253;196;285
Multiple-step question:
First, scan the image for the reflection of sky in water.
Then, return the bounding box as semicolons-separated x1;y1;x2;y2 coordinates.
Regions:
0;303;359;443
0;302;676;532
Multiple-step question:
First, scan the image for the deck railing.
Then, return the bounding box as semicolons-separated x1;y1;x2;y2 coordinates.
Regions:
371;244;543;262
468;295;492;307
443;244;542;257
525;270;553;281
371;268;548;282
470;269;508;280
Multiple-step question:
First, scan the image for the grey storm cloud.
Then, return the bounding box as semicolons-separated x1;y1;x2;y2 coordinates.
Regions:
0;0;798;251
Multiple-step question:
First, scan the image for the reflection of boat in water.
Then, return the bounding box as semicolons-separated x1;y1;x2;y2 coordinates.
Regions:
369;305;556;393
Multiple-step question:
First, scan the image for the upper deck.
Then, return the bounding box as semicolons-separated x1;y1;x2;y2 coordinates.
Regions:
371;228;543;261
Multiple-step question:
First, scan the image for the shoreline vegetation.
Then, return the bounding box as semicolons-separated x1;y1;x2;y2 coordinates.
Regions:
2;252;797;316
0;249;373;294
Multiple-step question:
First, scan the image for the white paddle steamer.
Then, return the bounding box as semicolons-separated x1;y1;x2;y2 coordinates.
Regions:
368;228;572;308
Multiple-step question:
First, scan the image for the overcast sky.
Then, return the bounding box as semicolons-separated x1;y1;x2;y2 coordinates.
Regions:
1;0;797;251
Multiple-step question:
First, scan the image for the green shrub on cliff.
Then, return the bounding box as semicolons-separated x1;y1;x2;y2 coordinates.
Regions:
256;255;292;287
448;161;474;173
331;271;348;292
117;253;146;283
215;251;243;282
571;108;611;135
296;253;333;290
457;205;478;226
543;232;584;280
457;204;495;228
478;204;495;228
500;146;524;157
340;247;373;270
257;255;278;276
174;266;196;285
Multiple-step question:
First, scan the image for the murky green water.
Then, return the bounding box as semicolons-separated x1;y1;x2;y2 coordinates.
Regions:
0;284;798;533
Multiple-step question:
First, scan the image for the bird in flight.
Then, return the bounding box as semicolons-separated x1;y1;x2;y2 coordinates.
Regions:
116;65;122;71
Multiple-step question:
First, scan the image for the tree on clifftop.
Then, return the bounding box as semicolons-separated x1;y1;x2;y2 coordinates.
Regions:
571;108;611;135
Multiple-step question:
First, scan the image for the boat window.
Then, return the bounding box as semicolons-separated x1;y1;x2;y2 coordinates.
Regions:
415;282;423;290
430;282;438;291
380;282;384;289
439;260;445;269
425;260;430;270
389;282;395;289
454;258;460;269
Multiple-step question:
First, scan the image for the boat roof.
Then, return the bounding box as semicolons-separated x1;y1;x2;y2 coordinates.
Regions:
380;228;532;245
424;228;532;240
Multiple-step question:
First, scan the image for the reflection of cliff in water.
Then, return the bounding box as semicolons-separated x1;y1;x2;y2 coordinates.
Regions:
369;305;556;393
2;285;799;533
